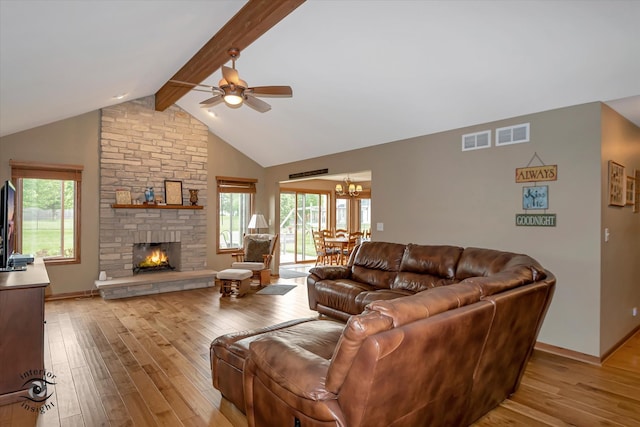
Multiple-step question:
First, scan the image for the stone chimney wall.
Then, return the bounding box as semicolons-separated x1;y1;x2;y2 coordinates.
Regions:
99;96;208;278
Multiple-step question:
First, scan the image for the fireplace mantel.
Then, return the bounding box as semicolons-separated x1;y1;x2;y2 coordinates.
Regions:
111;204;203;210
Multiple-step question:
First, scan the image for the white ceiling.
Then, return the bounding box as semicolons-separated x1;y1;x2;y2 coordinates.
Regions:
1;1;639;167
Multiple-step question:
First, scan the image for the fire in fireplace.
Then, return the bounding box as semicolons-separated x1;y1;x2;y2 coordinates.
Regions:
140;249;170;268
132;242;180;274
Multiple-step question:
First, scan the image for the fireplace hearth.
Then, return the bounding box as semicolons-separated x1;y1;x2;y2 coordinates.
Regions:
132;242;181;274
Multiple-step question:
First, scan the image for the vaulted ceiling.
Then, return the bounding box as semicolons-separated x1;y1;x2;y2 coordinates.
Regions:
1;1;639;167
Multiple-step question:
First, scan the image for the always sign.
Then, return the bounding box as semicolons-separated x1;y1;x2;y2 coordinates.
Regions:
515;165;557;183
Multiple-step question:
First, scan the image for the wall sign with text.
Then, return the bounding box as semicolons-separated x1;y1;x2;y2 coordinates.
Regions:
515;165;557;183
516;153;557;227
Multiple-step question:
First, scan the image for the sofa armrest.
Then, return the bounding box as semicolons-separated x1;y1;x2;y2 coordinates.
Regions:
248;336;335;401
308;265;351;281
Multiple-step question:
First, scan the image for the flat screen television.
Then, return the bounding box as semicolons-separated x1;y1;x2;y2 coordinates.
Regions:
1;180;16;271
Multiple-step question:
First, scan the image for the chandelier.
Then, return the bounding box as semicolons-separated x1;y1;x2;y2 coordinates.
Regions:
335;177;362;197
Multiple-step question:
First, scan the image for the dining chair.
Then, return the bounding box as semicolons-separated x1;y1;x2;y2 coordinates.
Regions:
320;229;332;238
342;232;362;264
312;231;338;266
334;229;348;238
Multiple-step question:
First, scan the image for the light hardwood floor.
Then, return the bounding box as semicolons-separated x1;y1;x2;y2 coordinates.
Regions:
1;273;639;426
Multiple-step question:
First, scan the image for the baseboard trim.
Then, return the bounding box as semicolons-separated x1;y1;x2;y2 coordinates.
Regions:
45;289;99;301
534;342;602;366
535;323;640;366
600;324;640;363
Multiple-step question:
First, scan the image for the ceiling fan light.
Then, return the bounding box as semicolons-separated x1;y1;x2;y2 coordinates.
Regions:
224;94;243;106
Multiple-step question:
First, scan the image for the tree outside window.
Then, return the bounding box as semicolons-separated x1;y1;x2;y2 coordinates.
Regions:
11;161;82;264
217;177;255;252
21;179;75;258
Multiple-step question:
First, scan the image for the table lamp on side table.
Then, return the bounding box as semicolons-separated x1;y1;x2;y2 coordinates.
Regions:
248;213;268;234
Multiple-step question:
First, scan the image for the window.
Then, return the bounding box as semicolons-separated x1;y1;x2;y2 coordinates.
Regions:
495;123;530;146
359;198;371;233
335;190;371;232
461;130;491;151
217;176;256;252
10;161;83;264
335;198;349;230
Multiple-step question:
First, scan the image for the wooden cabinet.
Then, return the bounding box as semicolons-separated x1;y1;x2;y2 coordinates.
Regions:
0;259;49;406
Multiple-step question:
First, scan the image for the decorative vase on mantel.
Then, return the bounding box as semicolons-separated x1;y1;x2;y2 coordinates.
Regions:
144;187;155;204
189;189;199;206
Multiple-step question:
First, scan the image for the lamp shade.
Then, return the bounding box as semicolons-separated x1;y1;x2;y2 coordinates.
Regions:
248;213;268;230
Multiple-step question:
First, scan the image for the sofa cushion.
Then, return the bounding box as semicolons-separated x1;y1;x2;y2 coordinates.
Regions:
355;288;413;313
232;261;267;270
456;247;514;279
392;271;459;293
212;318;342;371
308;265;350;281
368;283;482;327
456;248;547;282
314;279;376;316
350;241;406;289
392;244;463;292
399;244;463;278
461;267;537;297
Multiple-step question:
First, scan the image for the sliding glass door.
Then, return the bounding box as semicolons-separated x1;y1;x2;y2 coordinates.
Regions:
280;191;328;263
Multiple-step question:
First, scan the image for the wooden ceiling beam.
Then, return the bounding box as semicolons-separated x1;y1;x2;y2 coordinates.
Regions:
155;0;305;111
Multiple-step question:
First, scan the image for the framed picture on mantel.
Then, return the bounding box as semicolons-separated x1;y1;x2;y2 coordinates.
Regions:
115;190;131;205
164;180;183;205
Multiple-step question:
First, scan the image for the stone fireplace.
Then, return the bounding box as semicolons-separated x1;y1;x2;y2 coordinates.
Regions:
96;96;215;299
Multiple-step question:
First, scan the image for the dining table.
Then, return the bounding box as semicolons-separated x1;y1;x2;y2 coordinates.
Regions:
324;236;350;265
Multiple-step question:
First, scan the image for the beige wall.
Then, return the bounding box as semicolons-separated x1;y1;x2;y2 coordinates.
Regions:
0;103;267;292
0;111;101;295
600;104;640;355
206;132;266;272
2;100;637;356
267;102;633;356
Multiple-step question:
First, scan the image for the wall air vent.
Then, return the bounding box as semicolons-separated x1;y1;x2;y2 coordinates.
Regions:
461;130;491;151
495;123;530;146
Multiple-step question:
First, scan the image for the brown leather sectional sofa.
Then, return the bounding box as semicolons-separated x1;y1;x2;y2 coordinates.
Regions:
307;241;550;321
212;241;555;426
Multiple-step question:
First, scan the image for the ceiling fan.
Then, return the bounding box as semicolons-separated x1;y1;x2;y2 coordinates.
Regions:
170;48;292;113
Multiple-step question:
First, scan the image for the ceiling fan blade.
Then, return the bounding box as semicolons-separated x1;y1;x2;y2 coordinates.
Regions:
199;95;223;107
249;86;293;97
244;95;271;113
169;79;215;89
222;66;241;86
